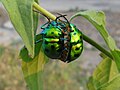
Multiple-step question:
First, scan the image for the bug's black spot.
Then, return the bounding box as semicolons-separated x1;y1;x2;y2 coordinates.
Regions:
77;40;80;43
51;45;55;49
45;48;49;52
73;32;76;35
71;29;74;32
75;47;80;50
74;54;80;57
51;32;54;34
80;35;82;39
58;32;61;35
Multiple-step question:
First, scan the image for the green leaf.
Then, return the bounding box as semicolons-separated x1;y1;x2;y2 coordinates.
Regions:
19;34;42;62
1;0;38;57
88;57;119;90
20;34;49;90
33;0;39;34
70;10;117;50
70;10;120;71
100;74;120;90
111;49;120;72
22;48;48;90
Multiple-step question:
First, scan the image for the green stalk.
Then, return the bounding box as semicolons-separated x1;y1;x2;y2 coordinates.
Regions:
33;2;113;59
83;34;113;59
33;2;56;20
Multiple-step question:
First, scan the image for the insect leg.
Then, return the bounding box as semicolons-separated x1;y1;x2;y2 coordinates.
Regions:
35;39;43;44
41;22;50;29
56;13;70;25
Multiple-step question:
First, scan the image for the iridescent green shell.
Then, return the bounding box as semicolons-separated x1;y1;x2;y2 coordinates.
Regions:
41;20;83;63
67;24;83;62
42;21;64;59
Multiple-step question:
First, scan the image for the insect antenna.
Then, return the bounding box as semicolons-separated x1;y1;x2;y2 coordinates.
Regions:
35;39;43;44
56;13;70;25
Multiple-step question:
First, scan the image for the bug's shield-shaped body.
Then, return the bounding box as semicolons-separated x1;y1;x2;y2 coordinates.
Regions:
41;21;64;59
67;24;83;62
41;20;83;63
59;24;83;62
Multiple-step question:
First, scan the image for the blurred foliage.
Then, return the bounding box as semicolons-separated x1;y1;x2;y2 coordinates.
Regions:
43;61;89;90
0;45;5;57
0;44;91;90
1;0;38;57
0;46;26;90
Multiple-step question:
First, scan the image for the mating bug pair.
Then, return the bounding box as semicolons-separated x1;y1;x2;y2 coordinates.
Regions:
38;13;83;63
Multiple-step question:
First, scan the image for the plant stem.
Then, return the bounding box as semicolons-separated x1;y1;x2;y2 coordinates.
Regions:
33;2;56;20
83;34;113;59
33;2;113;59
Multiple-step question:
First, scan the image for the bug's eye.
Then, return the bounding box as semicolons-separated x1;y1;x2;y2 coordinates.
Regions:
73;32;76;35
75;47;80;50
80;35;82;39
51;32;54;34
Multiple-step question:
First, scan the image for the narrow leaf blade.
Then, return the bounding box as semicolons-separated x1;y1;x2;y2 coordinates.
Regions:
88;57;119;90
111;49;120;72
1;0;36;57
33;0;39;34
70;10;117;50
22;48;48;90
70;10;120;71
20;34;49;90
100;74;120;90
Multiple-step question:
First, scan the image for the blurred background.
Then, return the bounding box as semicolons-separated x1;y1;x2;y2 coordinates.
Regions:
0;0;120;90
